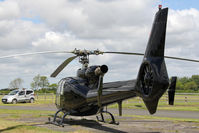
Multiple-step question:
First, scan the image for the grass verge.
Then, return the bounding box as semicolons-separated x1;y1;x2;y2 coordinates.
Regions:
0;118;62;133
122;114;199;123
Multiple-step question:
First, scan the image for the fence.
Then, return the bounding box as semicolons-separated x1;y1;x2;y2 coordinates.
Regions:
34;93;199;104
160;93;199;104
0;93;198;104
34;93;55;100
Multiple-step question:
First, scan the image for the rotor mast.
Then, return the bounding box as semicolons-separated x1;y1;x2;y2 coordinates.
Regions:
72;48;103;69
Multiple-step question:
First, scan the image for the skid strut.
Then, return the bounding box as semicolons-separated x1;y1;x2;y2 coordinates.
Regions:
48;108;70;127
96;110;119;125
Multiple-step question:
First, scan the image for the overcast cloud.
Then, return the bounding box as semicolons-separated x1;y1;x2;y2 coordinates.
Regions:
0;0;199;89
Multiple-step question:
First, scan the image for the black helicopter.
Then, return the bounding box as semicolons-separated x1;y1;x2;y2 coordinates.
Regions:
1;6;199;126
47;6;199;126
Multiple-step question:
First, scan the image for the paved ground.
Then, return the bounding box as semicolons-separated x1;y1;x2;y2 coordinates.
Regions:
0;105;199;119
0;105;199;132
43;116;199;133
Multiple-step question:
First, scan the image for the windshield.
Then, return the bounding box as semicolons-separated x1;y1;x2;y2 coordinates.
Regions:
8;90;19;95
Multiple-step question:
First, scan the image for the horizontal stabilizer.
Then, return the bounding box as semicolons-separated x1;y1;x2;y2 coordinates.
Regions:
168;77;177;105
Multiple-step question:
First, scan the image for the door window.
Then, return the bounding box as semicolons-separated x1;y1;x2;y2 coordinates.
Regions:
19;91;25;96
26;90;33;95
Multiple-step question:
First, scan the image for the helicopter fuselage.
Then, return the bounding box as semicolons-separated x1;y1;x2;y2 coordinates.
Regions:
55;77;98;116
55;65;137;116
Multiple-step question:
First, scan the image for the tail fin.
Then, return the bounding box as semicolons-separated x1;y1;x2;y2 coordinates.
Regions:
136;8;169;114
145;8;168;58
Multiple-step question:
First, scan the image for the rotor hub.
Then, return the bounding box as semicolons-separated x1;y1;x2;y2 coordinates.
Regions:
72;48;103;56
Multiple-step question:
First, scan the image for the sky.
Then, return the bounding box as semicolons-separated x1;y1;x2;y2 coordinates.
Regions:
0;0;199;89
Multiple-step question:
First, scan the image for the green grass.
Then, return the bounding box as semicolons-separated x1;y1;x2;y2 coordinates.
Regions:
0;108;93;133
0;109;55;121
1;94;199;111
0;118;62;133
122;114;199;123
0;109;54;115
0;107;63;133
109;94;199;111
110;102;199;112
0;93;198;132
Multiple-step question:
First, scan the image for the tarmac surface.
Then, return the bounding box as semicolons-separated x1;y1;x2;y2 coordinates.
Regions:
0;105;199;132
0;105;199;119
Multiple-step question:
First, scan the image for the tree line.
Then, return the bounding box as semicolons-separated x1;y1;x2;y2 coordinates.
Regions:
3;74;58;94
176;75;199;92
2;74;199;94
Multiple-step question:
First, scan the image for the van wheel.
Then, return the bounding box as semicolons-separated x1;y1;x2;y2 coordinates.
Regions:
12;99;17;104
30;98;34;103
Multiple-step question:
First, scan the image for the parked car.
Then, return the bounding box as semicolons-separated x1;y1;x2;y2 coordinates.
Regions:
1;89;35;104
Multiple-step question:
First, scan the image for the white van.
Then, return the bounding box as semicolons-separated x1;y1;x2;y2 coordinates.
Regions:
1;89;35;104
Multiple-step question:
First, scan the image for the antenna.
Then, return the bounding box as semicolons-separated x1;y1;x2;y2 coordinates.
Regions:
159;4;162;10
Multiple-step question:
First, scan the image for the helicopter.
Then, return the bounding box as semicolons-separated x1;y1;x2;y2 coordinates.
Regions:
1;6;199;126
47;6;199;126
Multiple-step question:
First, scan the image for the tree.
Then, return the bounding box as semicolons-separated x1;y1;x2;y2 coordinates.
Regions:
30;75;49;90
48;83;58;94
48;83;58;90
31;74;41;90
184;81;198;91
176;81;184;90
9;78;24;89
40;76;49;89
178;77;190;85
191;75;199;87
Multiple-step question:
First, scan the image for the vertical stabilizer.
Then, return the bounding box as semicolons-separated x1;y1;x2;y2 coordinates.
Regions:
145;8;168;58
136;7;169;114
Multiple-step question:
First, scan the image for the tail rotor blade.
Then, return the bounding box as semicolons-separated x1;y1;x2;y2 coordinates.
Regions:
50;56;78;77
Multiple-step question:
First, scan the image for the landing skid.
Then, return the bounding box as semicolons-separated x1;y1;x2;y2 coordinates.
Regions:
47;108;70;127
47;108;119;127
96;110;119;125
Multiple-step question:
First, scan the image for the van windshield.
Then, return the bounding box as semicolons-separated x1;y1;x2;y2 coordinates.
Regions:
8;90;19;95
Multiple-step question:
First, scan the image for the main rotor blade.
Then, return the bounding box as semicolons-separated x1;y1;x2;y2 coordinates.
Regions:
50;56;78;78
103;51;144;56
164;56;199;63
104;51;199;63
0;50;72;59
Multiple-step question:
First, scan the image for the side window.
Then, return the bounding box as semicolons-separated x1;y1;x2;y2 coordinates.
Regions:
19;91;25;96
26;91;33;95
57;80;65;95
61;80;66;95
57;81;62;94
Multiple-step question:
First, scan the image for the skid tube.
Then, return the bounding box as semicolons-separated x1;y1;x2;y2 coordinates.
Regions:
96;108;119;125
47;108;70;127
